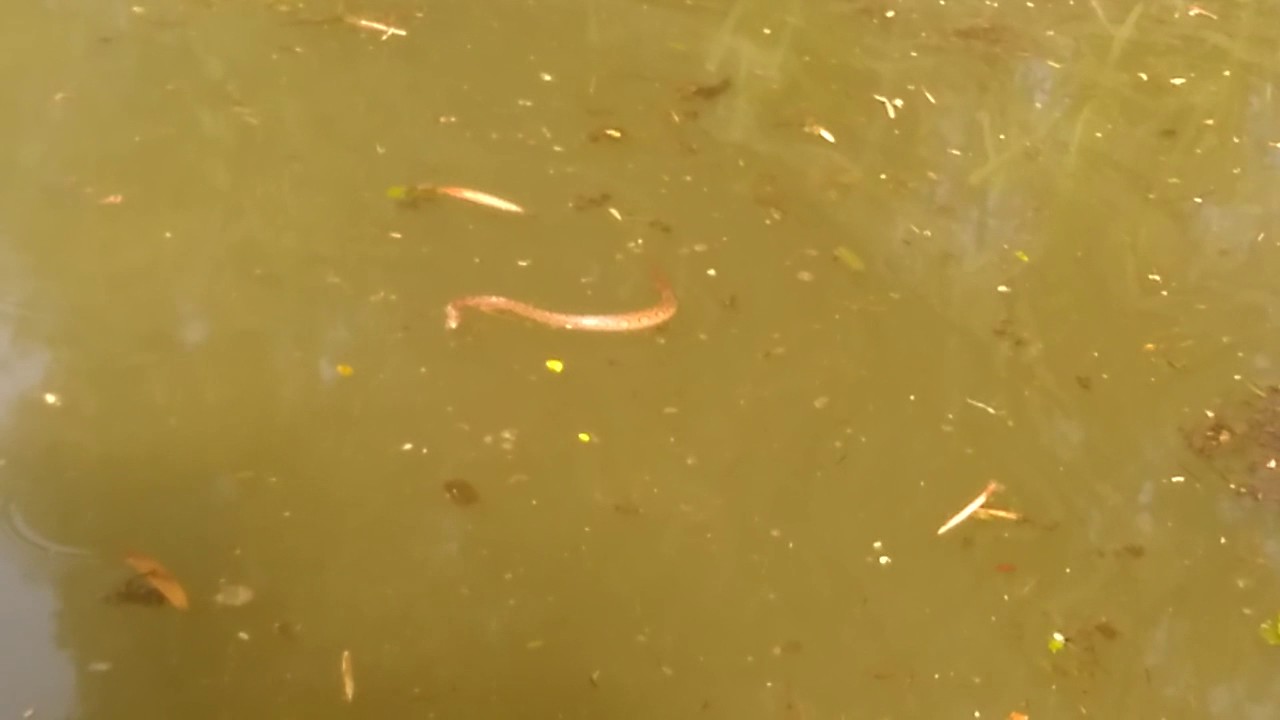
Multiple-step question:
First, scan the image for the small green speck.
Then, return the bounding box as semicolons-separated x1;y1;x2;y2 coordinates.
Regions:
1259;613;1280;645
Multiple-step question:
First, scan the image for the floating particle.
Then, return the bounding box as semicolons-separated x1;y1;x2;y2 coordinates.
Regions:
213;583;255;607
336;364;354;377
545;359;564;373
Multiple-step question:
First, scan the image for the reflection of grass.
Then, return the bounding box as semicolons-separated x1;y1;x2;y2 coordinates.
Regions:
968;111;1068;186
1104;4;1145;70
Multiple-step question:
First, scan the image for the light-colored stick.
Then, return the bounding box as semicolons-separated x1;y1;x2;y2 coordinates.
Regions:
434;186;526;214
974;507;1021;521
937;481;1002;535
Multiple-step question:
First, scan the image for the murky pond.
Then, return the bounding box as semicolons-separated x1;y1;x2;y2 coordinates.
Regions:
4;0;1280;717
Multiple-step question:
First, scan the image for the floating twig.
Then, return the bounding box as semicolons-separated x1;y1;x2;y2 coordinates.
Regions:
341;650;355;702
344;15;407;39
937;481;1003;535
430;185;526;214
974;507;1022;522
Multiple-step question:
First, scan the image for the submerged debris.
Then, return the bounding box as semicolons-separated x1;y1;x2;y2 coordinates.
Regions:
1186;384;1280;499
443;478;480;507
681;78;732;101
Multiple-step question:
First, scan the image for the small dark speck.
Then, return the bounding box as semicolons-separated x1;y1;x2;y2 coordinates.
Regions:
776;639;804;655
1094;620;1120;640
570;192;612;210
1117;543;1145;558
1075;375;1093;390
444;478;480;506
647;219;673;234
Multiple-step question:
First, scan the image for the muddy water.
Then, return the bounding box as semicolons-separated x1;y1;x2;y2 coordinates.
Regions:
3;0;1280;718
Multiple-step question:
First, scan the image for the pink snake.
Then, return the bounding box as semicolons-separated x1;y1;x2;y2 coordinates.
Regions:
445;272;676;332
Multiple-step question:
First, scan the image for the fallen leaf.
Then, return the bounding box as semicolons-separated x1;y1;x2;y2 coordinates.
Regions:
124;553;189;610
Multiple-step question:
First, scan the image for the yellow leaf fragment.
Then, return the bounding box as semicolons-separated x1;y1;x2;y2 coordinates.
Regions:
545;359;565;373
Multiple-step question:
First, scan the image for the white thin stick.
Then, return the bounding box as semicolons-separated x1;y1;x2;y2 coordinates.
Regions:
937;481;1002;535
345;16;407;38
435;186;526;214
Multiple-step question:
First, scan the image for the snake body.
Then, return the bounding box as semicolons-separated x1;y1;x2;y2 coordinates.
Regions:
445;272;677;332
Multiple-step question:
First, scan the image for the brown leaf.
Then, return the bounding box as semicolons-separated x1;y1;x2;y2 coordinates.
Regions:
124;553;189;610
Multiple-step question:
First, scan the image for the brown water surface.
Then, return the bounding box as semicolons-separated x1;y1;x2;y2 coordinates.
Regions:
3;0;1280;718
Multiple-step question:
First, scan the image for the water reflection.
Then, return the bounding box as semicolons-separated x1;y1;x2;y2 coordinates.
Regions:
0;540;78;719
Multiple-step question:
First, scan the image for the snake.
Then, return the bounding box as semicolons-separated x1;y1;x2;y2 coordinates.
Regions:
445;271;677;332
